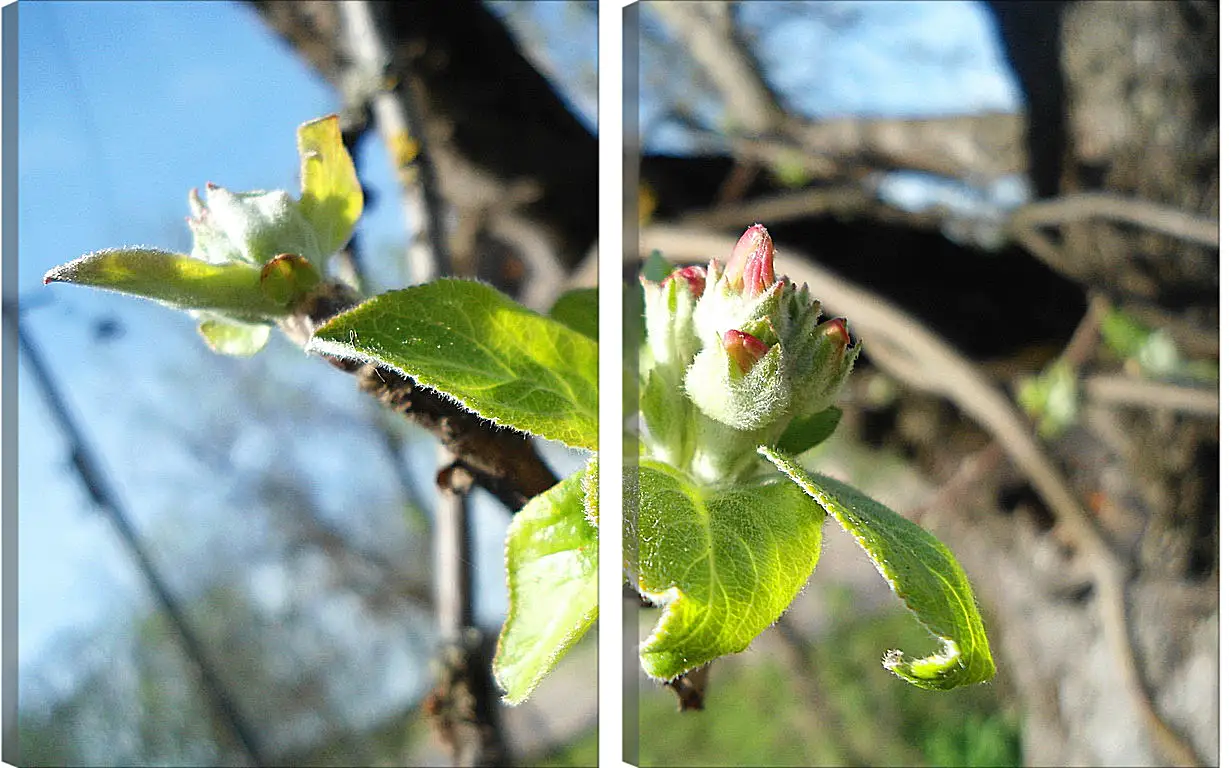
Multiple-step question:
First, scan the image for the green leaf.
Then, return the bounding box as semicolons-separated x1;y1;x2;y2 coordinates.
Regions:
197;318;272;357
581;455;599;526
760;446;996;690
297;114;364;256
1017;360;1078;439
308;279;599;449
494;463;598;704
1100;307;1152;360
629;460;824;680
548;288;598;341
641;250;673;283
44;248;291;322
774;406;842;455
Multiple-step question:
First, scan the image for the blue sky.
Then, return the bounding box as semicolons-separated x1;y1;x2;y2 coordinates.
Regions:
15;0;502;709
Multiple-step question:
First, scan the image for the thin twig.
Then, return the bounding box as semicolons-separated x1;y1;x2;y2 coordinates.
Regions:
8;306;268;767
641;225;1204;767
1011;192;1219;248
664;666;709;711
1084;375;1218;417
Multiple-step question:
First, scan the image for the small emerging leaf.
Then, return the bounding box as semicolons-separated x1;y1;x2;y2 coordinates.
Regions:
494;463;598;704
198;318;272;357
630;460;823;681
308;279;599;449
259;253;321;306
1017;361;1078;439
775;406;842;455
760;446;996;690
44;248;291;322
548;287;598;341
641;250;673;283
297;114;364;256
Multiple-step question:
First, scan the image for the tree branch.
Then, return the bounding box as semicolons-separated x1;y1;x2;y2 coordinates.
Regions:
339;0;451;283
650;2;787;136
1084;375;1218;417
1010;192;1219;248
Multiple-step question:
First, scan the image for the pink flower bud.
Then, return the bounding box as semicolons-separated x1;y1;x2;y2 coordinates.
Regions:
726;224;775;296
818;317;851;348
722;329;770;374
665;265;706;298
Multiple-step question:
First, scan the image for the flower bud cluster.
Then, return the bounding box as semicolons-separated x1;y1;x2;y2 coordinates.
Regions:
187;183;326;270
640;225;860;483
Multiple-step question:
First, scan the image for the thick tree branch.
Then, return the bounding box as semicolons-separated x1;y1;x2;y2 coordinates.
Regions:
283;282;559;514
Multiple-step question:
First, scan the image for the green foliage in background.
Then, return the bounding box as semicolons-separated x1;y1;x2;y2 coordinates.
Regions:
637;592;1019;767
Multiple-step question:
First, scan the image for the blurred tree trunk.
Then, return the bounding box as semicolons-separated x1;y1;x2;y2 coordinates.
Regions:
930;3;1218;765
244;2;596;765
247;0;597;301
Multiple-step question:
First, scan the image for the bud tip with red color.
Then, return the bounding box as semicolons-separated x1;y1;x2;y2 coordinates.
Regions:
722;329;770;374
726;224;775;296
666;265;706;298
818;317;851;348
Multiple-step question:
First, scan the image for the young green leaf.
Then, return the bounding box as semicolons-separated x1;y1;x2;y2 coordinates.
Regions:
44;248;291;322
774;406;842;455
258;253;321;306
629;460;824;681
308;279;598;450
548;287;598;341
759;446;996;690
297;115;364;256
494;462;597;704
197;318;272;357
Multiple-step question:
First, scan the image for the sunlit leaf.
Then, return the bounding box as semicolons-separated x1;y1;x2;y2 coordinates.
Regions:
549;287;598;341
760;446;996;690
197;318;272;357
629;460;823;680
308;279;599;449
297;114;363;256
494;462;598;704
44;248;290;322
